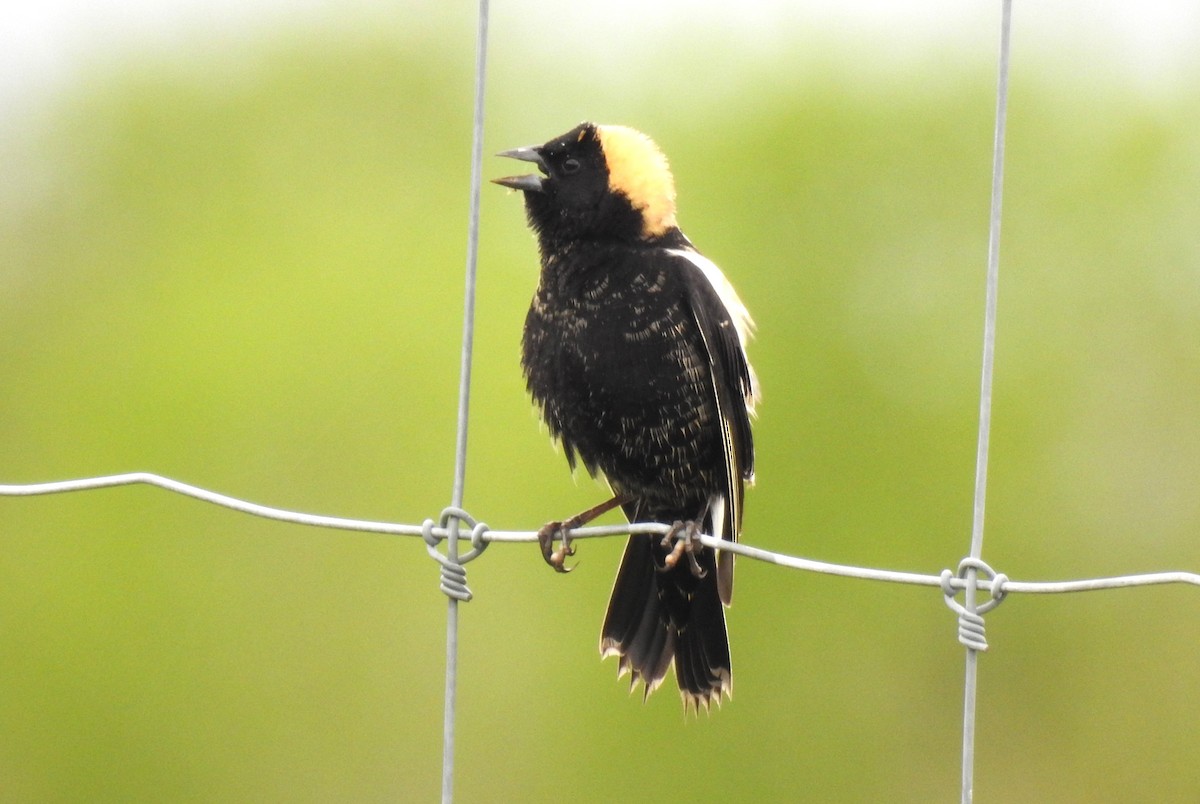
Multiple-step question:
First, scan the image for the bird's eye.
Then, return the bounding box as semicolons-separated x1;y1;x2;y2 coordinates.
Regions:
561;158;581;175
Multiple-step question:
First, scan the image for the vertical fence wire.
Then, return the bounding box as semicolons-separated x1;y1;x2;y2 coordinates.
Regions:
441;0;490;801
1;1;1197;799
961;1;1013;801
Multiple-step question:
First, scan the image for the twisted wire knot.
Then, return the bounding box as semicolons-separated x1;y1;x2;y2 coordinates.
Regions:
422;506;490;602
941;557;1008;652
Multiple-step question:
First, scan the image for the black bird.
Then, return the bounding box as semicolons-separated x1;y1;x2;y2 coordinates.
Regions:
494;123;758;710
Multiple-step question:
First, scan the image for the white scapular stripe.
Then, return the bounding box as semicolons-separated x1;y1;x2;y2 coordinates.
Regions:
667;248;759;410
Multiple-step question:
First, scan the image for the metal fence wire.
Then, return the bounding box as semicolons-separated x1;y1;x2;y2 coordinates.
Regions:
3;2;1199;803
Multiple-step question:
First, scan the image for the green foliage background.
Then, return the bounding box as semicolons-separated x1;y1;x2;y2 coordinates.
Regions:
2;8;1199;802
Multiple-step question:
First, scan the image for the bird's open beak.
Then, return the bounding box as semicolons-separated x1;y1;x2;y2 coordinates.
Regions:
493;146;547;193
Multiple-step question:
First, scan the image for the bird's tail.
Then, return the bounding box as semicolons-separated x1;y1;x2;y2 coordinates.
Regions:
599;502;732;711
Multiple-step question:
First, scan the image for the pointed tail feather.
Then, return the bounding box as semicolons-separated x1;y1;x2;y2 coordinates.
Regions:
599;504;732;707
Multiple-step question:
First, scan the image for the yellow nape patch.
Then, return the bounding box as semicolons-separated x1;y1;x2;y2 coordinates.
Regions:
595;125;678;238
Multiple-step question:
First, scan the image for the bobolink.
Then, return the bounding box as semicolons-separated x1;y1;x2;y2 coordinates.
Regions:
495;123;758;710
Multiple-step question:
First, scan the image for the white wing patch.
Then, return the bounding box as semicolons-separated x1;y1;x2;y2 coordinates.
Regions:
666;248;759;412
708;493;727;542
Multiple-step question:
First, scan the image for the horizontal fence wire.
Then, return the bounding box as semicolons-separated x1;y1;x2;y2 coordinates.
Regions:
4;5;1198;801
3;474;1198;596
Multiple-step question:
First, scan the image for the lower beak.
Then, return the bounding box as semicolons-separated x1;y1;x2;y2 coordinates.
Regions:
492;174;545;193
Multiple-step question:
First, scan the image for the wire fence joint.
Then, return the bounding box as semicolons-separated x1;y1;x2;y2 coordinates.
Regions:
423;506;490;601
942;557;1009;651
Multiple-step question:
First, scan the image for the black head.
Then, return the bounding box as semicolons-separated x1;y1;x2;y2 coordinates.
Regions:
494;122;678;245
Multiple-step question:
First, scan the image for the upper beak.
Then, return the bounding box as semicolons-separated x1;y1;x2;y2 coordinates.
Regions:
492;146;547;193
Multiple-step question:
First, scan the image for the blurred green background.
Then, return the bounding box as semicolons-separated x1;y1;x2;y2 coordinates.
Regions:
2;2;1199;801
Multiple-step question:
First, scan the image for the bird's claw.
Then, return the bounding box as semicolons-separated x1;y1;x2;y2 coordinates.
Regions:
537;521;577;573
656;520;707;579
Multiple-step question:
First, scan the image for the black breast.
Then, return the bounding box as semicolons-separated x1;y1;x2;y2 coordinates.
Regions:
521;243;722;505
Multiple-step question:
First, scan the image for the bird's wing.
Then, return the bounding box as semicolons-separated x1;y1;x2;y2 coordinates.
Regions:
670;248;756;605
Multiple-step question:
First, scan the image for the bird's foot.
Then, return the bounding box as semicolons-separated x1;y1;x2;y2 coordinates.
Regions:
656;520;707;579
535;495;631;573
536;520;577;573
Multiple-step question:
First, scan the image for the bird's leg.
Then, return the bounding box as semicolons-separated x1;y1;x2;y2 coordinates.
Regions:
684;537;708;580
657;499;712;578
537;494;632;573
656;520;707;579
657;521;689;571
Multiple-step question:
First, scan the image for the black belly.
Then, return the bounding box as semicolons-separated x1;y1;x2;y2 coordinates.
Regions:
522;272;721;505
